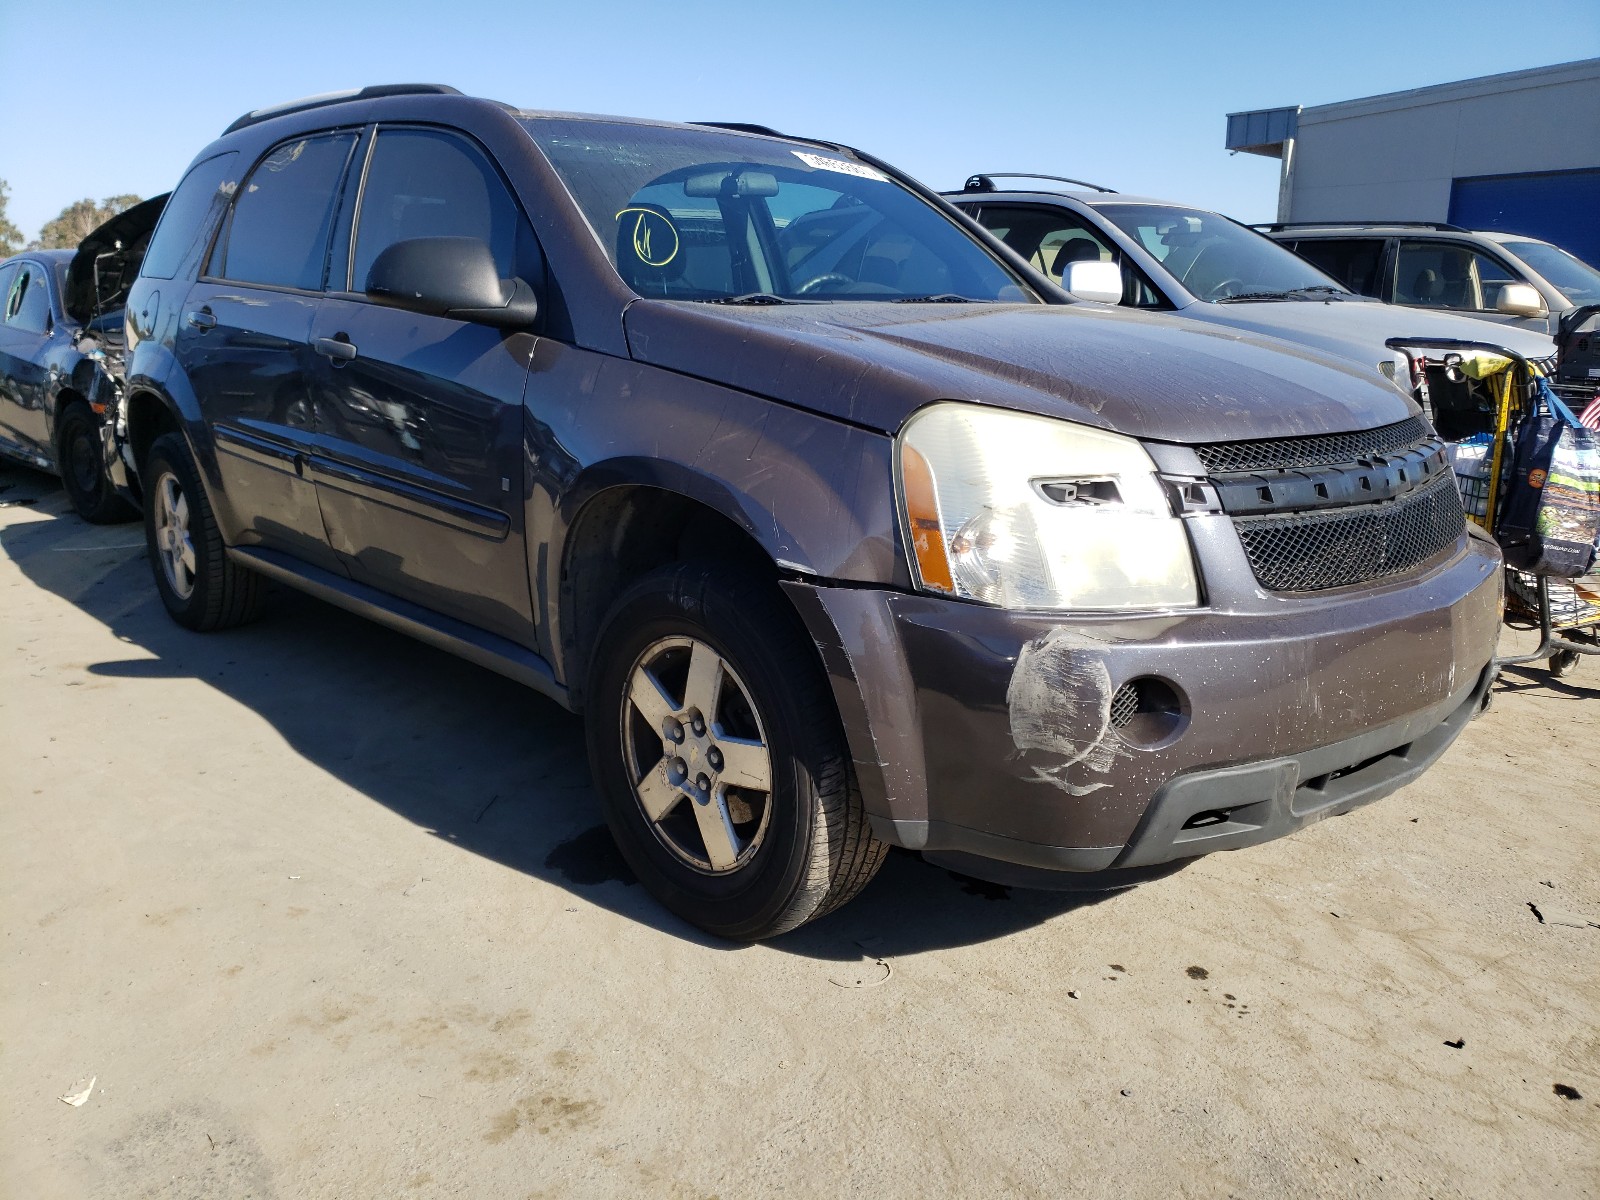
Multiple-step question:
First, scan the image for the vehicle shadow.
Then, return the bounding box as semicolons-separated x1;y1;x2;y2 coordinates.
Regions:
1495;660;1600;700
0;468;1153;958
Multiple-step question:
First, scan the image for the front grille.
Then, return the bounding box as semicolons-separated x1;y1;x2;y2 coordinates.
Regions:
1194;416;1430;474
1231;470;1465;592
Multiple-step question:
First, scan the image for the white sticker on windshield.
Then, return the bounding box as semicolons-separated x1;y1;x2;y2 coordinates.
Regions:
791;151;888;182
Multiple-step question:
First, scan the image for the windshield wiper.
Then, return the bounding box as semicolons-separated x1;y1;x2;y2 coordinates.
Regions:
1216;286;1348;304
704;292;798;305
1214;290;1298;303
891;293;976;303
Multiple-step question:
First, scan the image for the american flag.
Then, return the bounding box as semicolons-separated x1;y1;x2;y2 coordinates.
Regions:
1582;392;1600;431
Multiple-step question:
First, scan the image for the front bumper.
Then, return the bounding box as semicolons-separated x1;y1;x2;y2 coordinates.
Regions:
783;531;1502;885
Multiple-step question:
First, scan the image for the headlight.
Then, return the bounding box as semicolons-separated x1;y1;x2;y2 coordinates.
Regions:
896;402;1199;610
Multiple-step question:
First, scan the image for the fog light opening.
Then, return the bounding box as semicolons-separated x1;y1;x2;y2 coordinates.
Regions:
1182;809;1230;830
1109;676;1186;747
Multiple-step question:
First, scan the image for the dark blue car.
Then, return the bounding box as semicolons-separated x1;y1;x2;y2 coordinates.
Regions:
0;197;165;521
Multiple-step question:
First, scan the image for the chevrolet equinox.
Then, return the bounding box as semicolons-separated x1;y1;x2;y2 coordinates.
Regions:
117;85;1502;939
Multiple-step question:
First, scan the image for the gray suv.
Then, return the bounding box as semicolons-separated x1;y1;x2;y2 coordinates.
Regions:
1262;221;1600;337
118;87;1501;939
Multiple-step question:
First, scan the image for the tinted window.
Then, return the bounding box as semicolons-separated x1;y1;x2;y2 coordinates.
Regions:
973;204;1163;307
1291;238;1386;297
348;128;538;293
524;118;1031;302
1393;240;1520;311
216;134;357;290
6;264;53;333
143;152;240;280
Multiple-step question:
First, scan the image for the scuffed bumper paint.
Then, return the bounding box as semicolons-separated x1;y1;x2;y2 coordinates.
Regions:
784;531;1503;881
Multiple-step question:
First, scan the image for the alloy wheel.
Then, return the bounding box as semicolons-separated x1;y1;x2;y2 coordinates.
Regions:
619;636;773;874
153;472;197;600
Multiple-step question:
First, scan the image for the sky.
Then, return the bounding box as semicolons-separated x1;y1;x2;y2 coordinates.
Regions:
2;0;1597;242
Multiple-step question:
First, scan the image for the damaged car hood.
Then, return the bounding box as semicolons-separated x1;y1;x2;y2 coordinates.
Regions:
622;300;1420;443
65;194;169;325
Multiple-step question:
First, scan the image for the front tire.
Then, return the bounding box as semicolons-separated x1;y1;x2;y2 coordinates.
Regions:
143;432;264;631
57;403;134;524
586;561;886;940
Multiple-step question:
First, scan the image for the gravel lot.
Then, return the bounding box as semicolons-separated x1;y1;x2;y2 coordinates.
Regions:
3;461;1597;1199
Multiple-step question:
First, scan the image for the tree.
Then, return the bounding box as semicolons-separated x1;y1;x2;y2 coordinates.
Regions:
31;194;142;250
0;180;23;258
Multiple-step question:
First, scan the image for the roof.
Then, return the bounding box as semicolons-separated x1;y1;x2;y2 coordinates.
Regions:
942;189;1202;209
1299;57;1600;125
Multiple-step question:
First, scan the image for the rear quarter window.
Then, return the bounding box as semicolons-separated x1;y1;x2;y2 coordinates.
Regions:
142;152;240;281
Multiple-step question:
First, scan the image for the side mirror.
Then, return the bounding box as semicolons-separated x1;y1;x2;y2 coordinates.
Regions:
1495;281;1547;318
365;236;538;329
1063;259;1123;304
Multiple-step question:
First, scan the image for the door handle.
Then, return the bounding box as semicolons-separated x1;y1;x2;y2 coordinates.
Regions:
314;336;358;362
185;308;216;331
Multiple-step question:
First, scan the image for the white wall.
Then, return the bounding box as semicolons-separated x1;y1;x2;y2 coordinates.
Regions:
1283;59;1600;221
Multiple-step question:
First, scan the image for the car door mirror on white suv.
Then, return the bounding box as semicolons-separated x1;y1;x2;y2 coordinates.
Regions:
365;236;539;329
1495;282;1547;318
1063;259;1122;304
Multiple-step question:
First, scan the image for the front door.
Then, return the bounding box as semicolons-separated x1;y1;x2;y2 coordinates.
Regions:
307;125;539;641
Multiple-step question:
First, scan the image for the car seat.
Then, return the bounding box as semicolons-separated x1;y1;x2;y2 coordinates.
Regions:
1051;239;1103;277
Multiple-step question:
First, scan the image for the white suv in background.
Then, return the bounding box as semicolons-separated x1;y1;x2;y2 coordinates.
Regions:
1261;221;1600;337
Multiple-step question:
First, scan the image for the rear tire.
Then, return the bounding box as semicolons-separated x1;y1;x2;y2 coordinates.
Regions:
143;432;264;631
57;403;135;524
1550;648;1582;679
586;561;886;940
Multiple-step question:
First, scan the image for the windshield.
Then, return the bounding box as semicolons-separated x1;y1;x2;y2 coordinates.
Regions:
1502;240;1600;304
521;118;1033;303
1094;204;1345;302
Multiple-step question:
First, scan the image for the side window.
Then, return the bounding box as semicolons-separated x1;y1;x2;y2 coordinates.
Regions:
6;265;53;333
975;204;1162;308
0;264;17;320
143;152;241;280
1393;240;1521;311
214;133;358;290
348;128;539;294
1292;238;1385;297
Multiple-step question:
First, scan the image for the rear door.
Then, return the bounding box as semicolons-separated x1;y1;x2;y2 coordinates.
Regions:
1287;237;1387;298
307;125;538;640
0;262;58;456
181;130;360;573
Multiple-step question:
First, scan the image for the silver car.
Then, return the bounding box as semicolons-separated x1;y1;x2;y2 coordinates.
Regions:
947;177;1556;374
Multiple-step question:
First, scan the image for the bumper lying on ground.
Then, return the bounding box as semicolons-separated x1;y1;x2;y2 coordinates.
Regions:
785;533;1503;887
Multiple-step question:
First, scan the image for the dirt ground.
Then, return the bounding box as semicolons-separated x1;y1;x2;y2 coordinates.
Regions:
2;461;1597;1200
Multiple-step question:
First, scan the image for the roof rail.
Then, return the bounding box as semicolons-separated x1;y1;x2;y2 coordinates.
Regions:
960;172;1117;195
1252;220;1470;234
222;84;463;135
691;121;789;138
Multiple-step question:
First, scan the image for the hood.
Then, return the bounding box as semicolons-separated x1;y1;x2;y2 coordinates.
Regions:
65;194;169;324
622;299;1420;443
1187;295;1556;370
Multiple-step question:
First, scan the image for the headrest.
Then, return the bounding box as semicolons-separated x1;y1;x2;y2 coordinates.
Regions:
1052;239;1103;275
615;203;685;293
1412;268;1442;301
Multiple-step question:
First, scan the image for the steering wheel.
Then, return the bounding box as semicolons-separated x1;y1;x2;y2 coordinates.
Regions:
1203;277;1246;300
795;272;854;296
